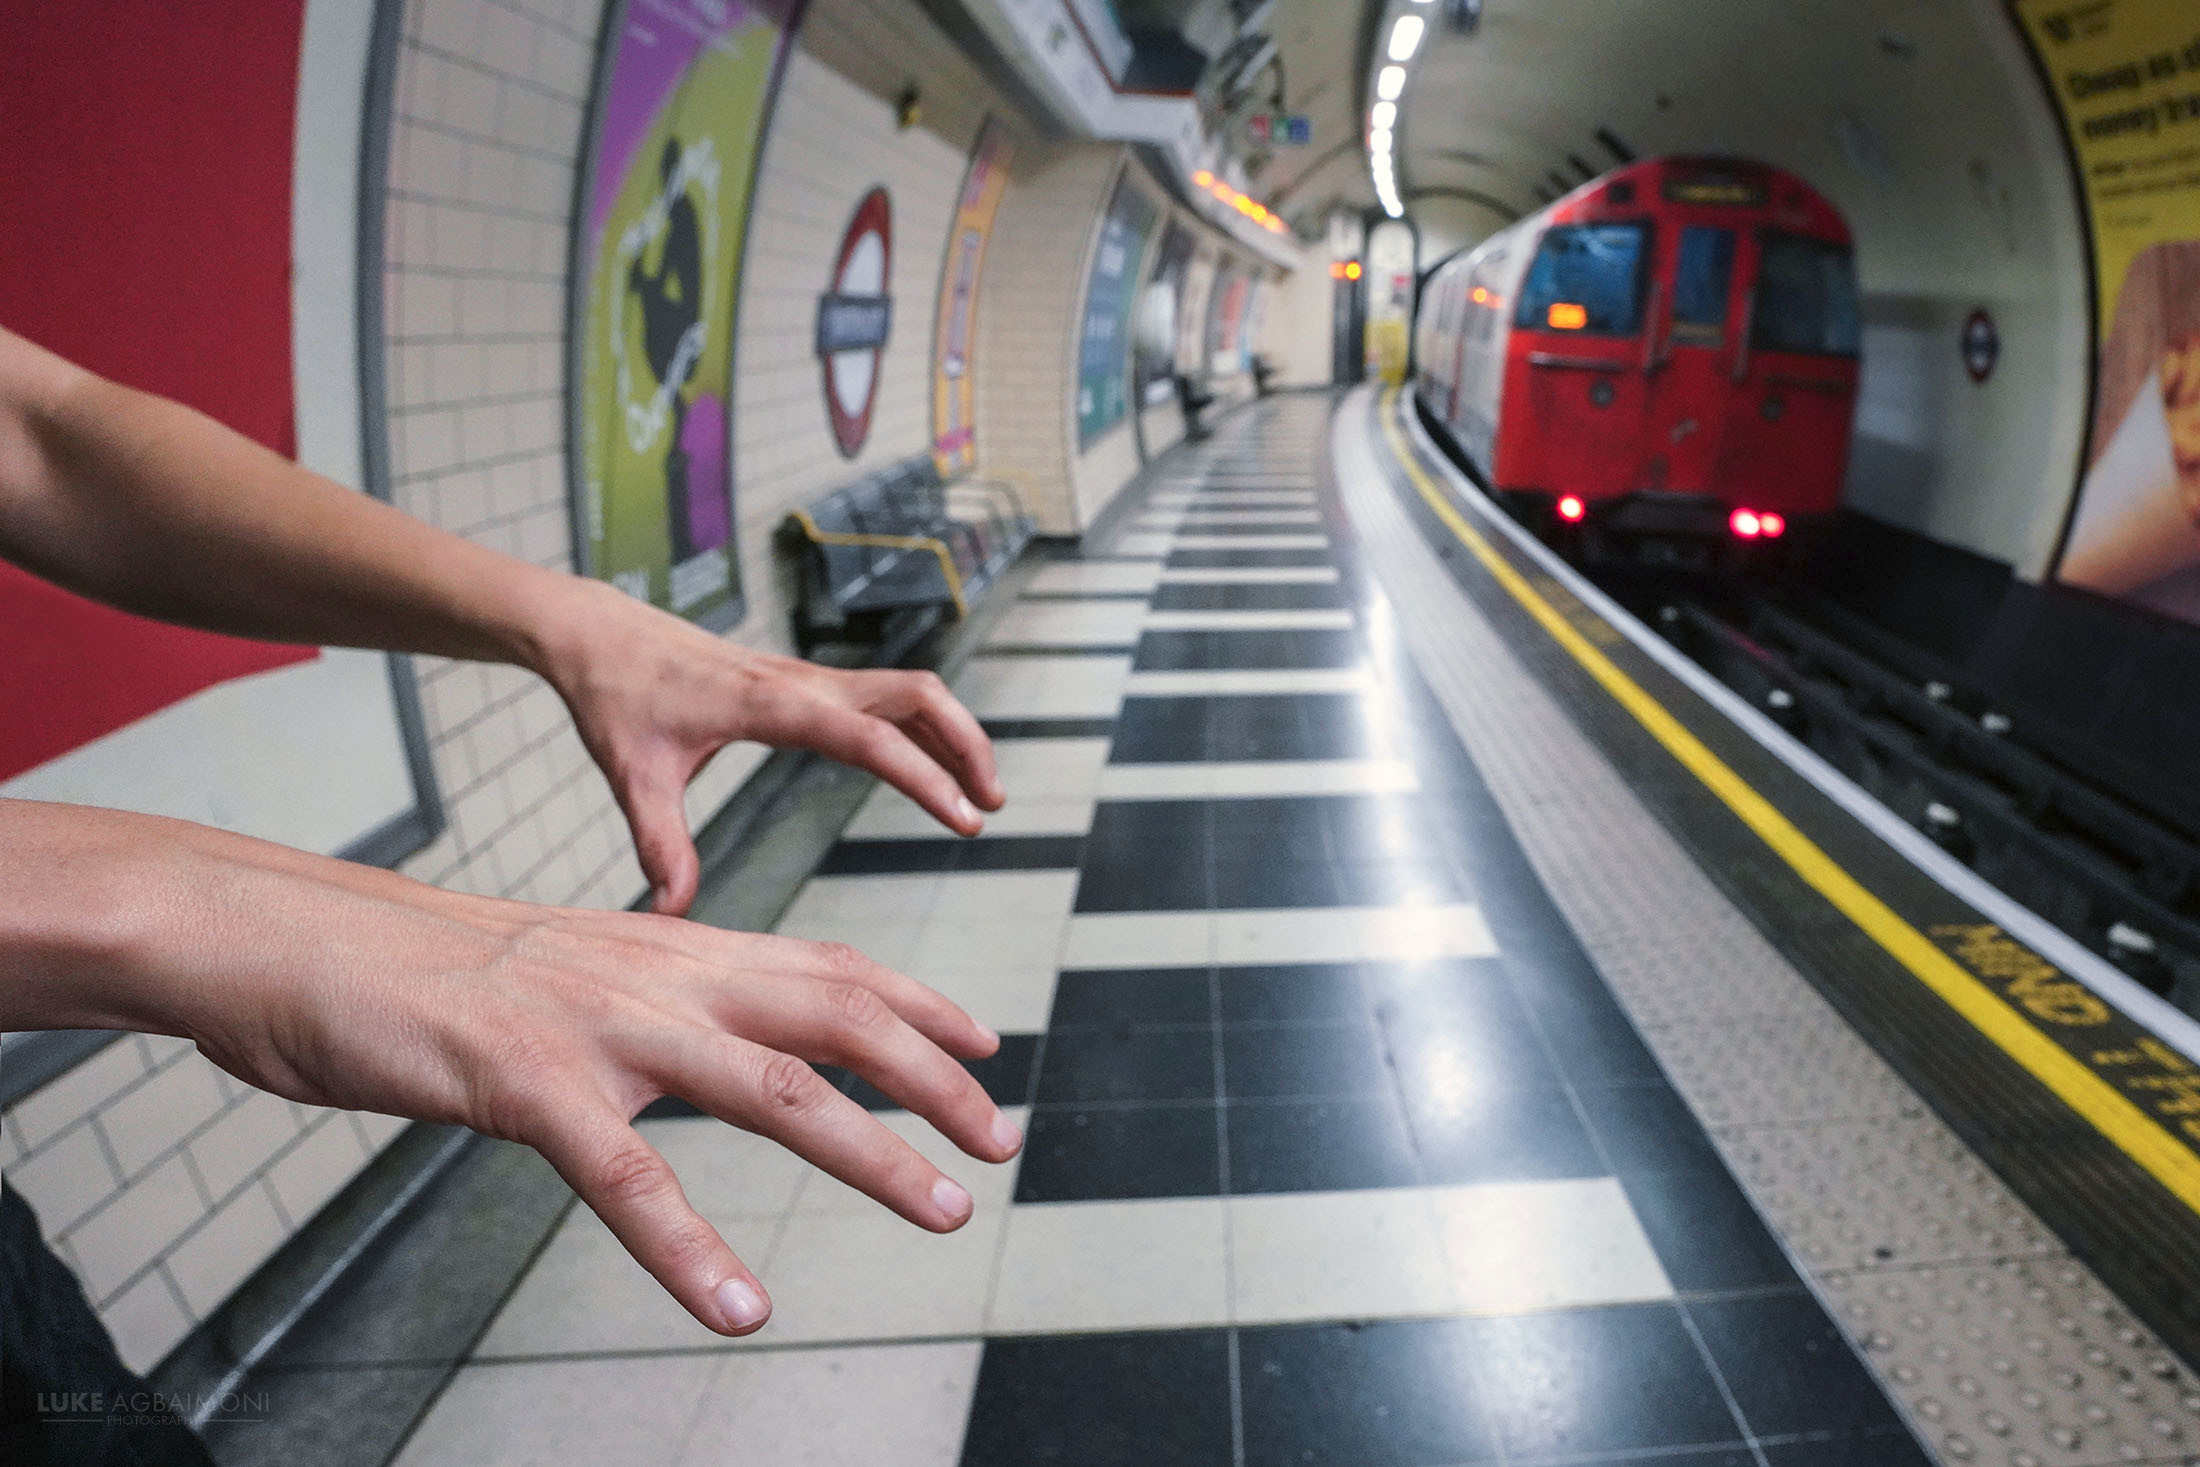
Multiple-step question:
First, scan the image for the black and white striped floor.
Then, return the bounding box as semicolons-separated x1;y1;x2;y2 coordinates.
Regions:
395;397;1929;1467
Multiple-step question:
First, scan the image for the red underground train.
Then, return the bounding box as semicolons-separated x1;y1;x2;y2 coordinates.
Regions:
1414;156;1862;566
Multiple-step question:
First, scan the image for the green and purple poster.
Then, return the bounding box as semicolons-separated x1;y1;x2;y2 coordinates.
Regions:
570;0;803;629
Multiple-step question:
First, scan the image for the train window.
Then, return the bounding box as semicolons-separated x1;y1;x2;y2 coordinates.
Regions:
1752;233;1861;356
1672;227;1735;343
1515;223;1647;335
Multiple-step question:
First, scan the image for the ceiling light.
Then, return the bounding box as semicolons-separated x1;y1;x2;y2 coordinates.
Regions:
1382;196;1404;218
1376;65;1405;100
1369;126;1392;153
1371;100;1396;129
1388;15;1425;61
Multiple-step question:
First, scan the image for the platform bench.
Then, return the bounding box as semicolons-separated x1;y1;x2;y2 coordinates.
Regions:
782;454;1035;650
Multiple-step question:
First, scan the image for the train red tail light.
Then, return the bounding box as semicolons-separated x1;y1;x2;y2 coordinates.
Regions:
1730;508;1762;538
1759;511;1786;538
1556;494;1586;523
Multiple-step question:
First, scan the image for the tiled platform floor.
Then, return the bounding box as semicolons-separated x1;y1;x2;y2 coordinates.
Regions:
393;399;1930;1466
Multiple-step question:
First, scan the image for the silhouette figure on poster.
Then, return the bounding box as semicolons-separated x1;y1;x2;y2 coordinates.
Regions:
628;137;705;564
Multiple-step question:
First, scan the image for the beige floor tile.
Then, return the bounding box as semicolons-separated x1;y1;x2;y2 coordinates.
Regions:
396;1353;721;1466
986;1198;1229;1334
680;1342;981;1467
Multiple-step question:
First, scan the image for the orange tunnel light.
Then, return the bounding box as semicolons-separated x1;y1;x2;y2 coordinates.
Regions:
1546;302;1589;330
1471;286;1490;304
1193;169;1215;187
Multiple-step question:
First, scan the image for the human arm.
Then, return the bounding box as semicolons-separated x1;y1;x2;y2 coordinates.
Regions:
0;324;1004;913
0;795;1019;1335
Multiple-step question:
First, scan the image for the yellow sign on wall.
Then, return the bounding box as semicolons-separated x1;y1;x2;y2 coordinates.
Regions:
2016;0;2200;611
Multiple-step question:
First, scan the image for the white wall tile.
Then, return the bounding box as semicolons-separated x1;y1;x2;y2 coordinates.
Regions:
66;1153;203;1303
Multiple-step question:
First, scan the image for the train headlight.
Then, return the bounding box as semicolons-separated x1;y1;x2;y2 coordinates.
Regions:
1730;508;1763;538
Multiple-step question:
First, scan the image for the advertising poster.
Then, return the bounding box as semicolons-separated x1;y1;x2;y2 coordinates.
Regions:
1075;173;1161;447
1207;259;1249;374
1134;220;1195;406
2017;0;2200;616
932;122;1013;474
572;0;803;630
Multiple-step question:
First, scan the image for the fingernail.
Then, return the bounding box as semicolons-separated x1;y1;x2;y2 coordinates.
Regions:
990;1110;1023;1155
956;796;980;828
974;1020;1001;1047
931;1176;974;1222
715;1277;769;1332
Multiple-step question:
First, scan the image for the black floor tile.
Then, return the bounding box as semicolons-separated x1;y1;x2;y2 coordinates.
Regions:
1167;548;1335;568
1335;858;1466;907
814;835;1084;876
1462;1303;1741;1459
1323;795;1456;865
1151;582;1346;612
1085;800;1212;865
1512;982;1669;1087
830;1032;1042;1112
1108;697;1212;762
1759;1428;1934;1466
1014;1104;1222;1202
1210;797;1335;857
1034;1026;1216;1105
1222;1022;1391;1100
1400;1083;1607;1186
1134;629;1363;671
1688;1291;1907;1440
1074;848;1212;911
1572;1082;1728;1179
1617;1165;1800;1293
1226;1095;1421;1193
1379;990;1568;1097
1238;1318;1501;1466
960;1329;1233;1467
1211;858;1347;909
1218;963;1372;1025
1050;967;1213;1029
979;716;1117;740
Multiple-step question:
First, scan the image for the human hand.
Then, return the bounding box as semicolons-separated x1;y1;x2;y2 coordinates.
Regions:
6;803;1022;1338
536;581;1005;916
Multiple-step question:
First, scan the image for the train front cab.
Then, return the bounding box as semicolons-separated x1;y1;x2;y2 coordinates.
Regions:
1471;159;1861;569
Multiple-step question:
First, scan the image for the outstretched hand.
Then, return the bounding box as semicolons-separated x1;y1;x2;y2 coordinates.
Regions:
538;581;1006;916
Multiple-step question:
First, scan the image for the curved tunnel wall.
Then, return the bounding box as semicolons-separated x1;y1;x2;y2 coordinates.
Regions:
1398;0;2094;578
0;0;1312;1373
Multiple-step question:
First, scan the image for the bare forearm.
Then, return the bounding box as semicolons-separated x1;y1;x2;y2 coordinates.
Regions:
0;327;587;672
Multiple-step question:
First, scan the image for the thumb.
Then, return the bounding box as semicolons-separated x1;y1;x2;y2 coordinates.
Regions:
619;767;701;917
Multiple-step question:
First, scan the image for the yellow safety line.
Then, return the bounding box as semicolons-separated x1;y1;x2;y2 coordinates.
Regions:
787;509;968;617
1375;387;2200;1213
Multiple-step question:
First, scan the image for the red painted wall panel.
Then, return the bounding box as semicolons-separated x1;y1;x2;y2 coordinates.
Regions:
0;1;317;782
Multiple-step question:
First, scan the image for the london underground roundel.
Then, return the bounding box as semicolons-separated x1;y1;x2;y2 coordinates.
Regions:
817;188;893;457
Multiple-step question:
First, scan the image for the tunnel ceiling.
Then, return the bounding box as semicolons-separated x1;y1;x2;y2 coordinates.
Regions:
1258;0;2052;284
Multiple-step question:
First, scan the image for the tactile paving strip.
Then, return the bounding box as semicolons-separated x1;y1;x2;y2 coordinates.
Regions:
1332;389;2200;1467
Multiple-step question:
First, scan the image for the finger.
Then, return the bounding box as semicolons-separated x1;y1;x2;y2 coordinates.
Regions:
652;1029;978;1231
615;760;701;916
589;919;1002;1062
710;965;1017;1162
789;701;983;837
533;1107;772;1336
880;673;1004;811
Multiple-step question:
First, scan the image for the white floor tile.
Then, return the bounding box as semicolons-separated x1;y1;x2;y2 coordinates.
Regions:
987;1198;1229;1334
744;1206;1005;1345
1227;1188;1455;1324
954;654;1131;719
991;737;1114;800
1024;560;1163;595
1169;533;1330;550
984;600;1146;648
472;1209;748;1358
1352;903;1499;961
790;1109;1025;1218
1181;491;1317;505
1429;1178;1674;1315
927;869;1080;929
1156;567;1340;585
1060;910;1215;969
635;1116;815;1220
1123;668;1376;697
1171;510;1322;526
1096;759;1417;801
394;1354;722;1467
1213;908;1364;966
680;1342;982;1467
1109;532;1178;558
896;959;1056;1034
1141;609;1354;632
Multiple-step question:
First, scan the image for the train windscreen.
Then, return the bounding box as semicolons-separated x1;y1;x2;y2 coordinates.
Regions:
1515;223;1647;335
1672;226;1736;343
1751;233;1860;356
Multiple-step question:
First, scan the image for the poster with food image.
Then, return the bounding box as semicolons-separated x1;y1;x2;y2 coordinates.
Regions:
932;122;1012;475
571;0;804;630
2014;0;2200;615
